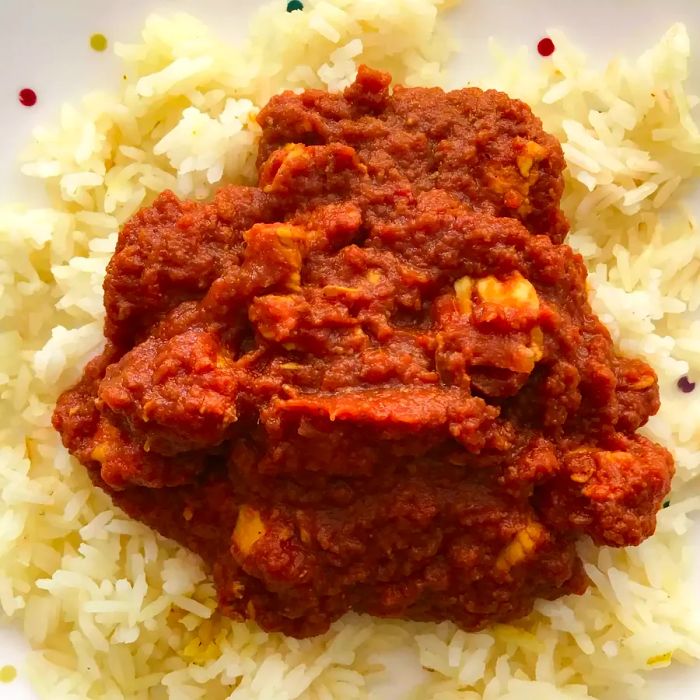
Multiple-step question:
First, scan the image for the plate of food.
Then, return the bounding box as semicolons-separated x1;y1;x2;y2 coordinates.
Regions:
0;0;699;699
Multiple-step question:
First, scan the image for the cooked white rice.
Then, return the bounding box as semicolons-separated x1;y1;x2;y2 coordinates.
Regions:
1;1;699;698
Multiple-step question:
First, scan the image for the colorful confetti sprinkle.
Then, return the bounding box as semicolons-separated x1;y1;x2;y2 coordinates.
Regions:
677;375;696;393
0;665;17;683
287;0;304;12
18;88;37;107
90;33;108;52
537;37;555;57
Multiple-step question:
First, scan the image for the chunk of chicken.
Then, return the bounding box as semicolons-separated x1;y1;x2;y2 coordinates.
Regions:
496;521;547;573
98;329;239;456
232;506;267;556
475;271;540;329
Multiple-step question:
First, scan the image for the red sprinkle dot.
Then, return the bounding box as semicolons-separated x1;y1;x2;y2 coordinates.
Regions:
537;37;556;57
18;88;37;107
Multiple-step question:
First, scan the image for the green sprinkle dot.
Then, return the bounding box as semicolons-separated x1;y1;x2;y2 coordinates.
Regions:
286;0;304;12
90;33;108;52
0;665;17;683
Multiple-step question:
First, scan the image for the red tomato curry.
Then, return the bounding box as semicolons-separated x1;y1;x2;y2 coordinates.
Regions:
54;67;673;638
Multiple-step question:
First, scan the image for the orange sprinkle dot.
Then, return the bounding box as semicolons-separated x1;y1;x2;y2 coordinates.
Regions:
90;33;108;52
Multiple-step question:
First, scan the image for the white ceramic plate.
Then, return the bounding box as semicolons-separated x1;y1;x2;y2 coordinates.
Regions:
0;1;699;698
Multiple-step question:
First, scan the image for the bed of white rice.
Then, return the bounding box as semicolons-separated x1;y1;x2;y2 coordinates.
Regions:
0;1;699;698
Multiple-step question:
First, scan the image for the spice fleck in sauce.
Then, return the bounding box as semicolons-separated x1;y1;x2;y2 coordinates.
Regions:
287;0;304;11
18;88;37;107
537;37;556;57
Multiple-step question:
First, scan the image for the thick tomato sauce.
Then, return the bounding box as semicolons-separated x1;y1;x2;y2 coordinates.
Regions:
54;67;673;637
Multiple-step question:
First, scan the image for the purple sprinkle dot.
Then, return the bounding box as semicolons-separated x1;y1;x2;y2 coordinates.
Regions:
677;375;696;393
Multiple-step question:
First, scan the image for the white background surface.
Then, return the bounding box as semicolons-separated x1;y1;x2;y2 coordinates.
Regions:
0;1;699;698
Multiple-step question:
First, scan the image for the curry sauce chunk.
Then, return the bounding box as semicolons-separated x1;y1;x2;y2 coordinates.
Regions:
53;67;673;639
